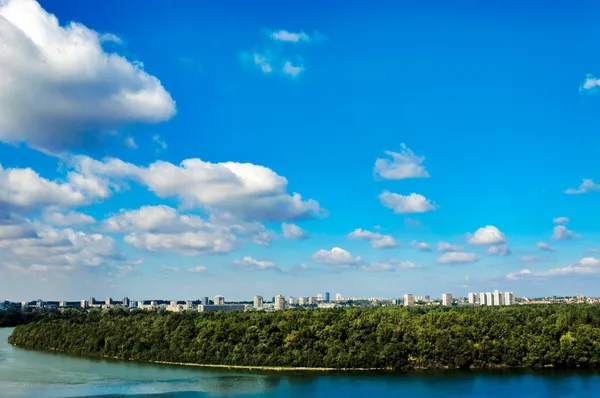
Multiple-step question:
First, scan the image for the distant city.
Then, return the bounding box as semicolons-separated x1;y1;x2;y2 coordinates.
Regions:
3;290;600;314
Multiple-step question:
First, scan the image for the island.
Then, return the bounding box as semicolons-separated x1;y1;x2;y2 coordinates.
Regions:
7;305;600;371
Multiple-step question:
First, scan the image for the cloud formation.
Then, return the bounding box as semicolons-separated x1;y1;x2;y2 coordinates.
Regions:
373;144;430;180
436;252;479;264
552;225;579;241
411;240;432;252
0;0;175;154
234;256;279;271
507;257;600;280
565;179;600;194
537;242;555;252
379;191;435;214
348;228;398;249
553;217;569;225
282;223;308;240
311;247;362;266
270;30;310;43
468;226;506;245
486;244;511;256
437;242;464;252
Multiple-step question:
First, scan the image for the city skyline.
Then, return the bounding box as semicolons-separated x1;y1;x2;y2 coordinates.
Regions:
2;0;600;301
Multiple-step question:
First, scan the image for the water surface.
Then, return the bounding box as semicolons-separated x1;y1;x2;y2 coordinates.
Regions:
2;327;600;397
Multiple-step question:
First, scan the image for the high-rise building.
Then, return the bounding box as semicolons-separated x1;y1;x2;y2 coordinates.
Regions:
170;300;177;307
442;293;453;307
202;297;210;305
253;295;264;309
479;292;487;305
214;295;225;305
106;297;112;306
288;297;298;306
137;301;144;309
503;291;515;305
150;300;157;308
316;293;324;302
468;293;477;305
308;297;316;305
325;292;330;302
335;293;342;301
88;297;95;306
59;301;66;307
485;292;493;306
122;297;130;307
404;293;415;307
493;290;503;306
298;297;307;306
274;295;286;311
80;300;88;309
21;301;29;310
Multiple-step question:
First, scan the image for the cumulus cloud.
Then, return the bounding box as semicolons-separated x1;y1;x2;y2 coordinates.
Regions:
379;191;435;214
0;224;129;272
0;163;108;211
553;216;569;225
234;256;280;271
43;210;95;227
0;212;38;240
348;228;398;249
437;241;464;252
250;52;273;73
507;257;600;280
580;74;600;92
72;156;324;222
282;223;308;240
411;240;432;252
486;244;511;256
270;30;310;43
467;226;506;245
436;252;479;264
311;247;362;267
0;0;175;154
373;144;430;180
565;179;600;194
282;61;304;77
101;205;277;255
537;241;555;252
552;225;579;240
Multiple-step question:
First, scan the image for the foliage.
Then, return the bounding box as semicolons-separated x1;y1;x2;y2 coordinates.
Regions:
8;305;600;370
0;310;51;327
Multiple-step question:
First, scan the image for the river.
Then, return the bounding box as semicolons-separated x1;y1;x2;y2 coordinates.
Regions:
2;327;600;397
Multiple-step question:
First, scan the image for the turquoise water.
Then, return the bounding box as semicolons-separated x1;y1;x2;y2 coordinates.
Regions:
2;327;600;397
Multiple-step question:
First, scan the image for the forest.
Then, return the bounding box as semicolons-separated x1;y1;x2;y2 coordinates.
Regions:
0;310;48;327
8;305;600;370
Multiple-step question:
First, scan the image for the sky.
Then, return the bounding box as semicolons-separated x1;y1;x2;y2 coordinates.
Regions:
1;0;600;301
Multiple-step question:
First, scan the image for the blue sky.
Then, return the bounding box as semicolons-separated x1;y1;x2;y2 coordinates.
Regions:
1;0;600;301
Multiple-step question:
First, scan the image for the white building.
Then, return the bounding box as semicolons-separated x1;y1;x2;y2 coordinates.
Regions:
335;293;343;301
316;293;324;302
479;292;487;305
253;295;264;309
442;293;453;307
404;293;415;307
485;292;493;306
214;295;225;305
503;292;515;305
106;297;112;306
298;297;307;306
308;297;316;305
288;297;298;306
415;295;430;302
274;295;286;311
468;293;477;305
80;300;88;309
493;290;503;306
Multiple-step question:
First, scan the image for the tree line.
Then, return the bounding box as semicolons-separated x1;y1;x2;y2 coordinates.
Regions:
8;304;600;370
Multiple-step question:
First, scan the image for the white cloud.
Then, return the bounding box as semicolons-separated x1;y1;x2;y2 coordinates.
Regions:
580;74;600;91
411;240;432;252
437;241;464;252
43;210;95;227
537;241;555;252
521;255;539;263
565;179;600;194
467;225;506;245
379;191;435;214
282;61;304;77
186;266;208;274
311;247;362;266
0;0;175;154
234;256;279;271
270;30;310;43
360;263;394;272
507;257;600;280
486;244;511;256
124;137;138;149
101;205;277;255
373;144;430;180
436;252;479;264
0;163;108;210
99;33;122;44
0;224;129;272
252;52;272;73
152;134;167;150
282;223;308;240
0;212;37;240
553;216;569;225
348;228;398;249
72;156;324;222
552;225;579;240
